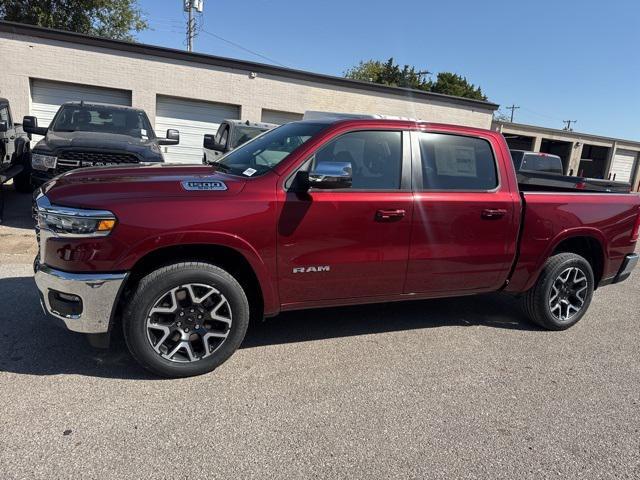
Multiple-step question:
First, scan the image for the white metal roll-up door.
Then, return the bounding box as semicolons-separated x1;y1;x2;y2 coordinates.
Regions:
30;80;131;143
156;96;240;164
261;109;303;125
609;149;638;183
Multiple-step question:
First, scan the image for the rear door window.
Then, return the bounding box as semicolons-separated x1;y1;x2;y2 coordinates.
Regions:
417;132;498;191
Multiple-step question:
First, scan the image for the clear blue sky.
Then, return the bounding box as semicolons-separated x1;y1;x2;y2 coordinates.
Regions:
137;0;640;140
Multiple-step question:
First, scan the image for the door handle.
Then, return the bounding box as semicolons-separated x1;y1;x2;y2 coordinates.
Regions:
481;208;508;220
375;209;406;221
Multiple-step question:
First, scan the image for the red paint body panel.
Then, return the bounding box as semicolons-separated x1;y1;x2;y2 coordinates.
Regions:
505;192;640;292
40;119;640;317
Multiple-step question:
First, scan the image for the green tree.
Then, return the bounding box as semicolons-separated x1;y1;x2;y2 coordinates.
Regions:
430;72;486;101
0;0;148;41
345;58;487;101
345;58;432;91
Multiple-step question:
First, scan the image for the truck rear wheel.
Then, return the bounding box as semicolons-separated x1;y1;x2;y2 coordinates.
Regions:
123;262;250;378
523;253;594;330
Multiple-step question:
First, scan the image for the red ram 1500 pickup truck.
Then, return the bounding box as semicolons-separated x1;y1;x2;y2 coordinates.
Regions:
33;119;640;377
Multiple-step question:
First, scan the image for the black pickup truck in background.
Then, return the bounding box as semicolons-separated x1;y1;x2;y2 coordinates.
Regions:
510;150;631;193
23;101;180;186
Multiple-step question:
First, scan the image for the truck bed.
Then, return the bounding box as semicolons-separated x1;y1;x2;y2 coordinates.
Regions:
517;171;632;193
507;190;640;293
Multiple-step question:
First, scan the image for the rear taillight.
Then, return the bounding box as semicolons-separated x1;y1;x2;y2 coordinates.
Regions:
576;182;586;190
632;213;640;243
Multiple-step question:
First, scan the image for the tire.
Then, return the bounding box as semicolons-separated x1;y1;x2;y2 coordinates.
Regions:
13;147;33;193
123;262;250;378
523;253;594;330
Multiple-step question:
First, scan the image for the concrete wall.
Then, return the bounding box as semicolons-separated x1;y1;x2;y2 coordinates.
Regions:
0;31;495;129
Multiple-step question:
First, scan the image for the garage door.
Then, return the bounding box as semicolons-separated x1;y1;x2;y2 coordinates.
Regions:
31;79;131;141
156;96;240;164
609;149;638;183
261;109;303;125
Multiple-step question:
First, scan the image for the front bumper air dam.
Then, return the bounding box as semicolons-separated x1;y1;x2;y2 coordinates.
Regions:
34;263;128;334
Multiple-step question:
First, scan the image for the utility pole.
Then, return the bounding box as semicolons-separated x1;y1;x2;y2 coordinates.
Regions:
563;120;577;131
506;104;520;123
184;0;204;52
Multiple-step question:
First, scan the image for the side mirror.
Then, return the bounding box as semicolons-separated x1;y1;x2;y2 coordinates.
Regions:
22;116;47;136
158;129;180;146
0;120;7;133
308;161;353;189
203;134;216;150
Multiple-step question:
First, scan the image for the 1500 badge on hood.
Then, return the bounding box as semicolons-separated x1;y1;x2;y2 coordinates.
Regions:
181;178;228;191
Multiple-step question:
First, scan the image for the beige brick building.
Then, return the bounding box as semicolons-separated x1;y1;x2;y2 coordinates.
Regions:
0;21;497;164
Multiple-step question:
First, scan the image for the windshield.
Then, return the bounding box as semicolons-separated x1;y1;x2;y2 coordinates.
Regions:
230;125;271;149
50;105;155;139
217;122;327;176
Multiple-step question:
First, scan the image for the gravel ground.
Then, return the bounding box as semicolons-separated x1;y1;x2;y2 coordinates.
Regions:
1;186;639;479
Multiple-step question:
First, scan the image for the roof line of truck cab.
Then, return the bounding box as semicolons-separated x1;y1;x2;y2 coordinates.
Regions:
271;118;506;177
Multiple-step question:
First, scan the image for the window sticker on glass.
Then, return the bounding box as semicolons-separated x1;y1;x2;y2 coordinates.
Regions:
435;144;477;177
243;168;257;177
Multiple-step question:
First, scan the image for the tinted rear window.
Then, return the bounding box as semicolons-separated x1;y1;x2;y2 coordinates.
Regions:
521;154;563;175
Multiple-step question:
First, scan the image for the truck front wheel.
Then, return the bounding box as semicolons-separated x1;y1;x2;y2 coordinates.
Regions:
123;262;250;377
523;253;594;330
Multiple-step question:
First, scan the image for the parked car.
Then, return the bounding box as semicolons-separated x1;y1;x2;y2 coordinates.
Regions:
0;98;32;192
203;119;277;164
510;149;631;193
23;101;180;186
33;119;639;377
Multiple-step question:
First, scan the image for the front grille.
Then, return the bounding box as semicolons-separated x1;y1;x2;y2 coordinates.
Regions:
56;159;80;174
55;150;140;174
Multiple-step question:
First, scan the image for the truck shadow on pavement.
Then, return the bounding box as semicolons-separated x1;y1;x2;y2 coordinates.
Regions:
0;185;34;230
0;276;540;380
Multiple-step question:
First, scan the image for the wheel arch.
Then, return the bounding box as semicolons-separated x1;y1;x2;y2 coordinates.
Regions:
551;235;605;285
114;242;277;331
528;229;606;291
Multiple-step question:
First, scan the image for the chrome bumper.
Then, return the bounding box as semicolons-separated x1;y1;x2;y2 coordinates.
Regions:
34;264;128;334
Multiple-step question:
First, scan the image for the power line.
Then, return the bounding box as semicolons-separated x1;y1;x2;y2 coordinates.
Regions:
199;28;288;67
563;120;577;131
505;104;520;123
183;0;204;52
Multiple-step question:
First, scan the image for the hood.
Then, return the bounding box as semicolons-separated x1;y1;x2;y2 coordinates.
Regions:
43;164;247;209
35;131;163;160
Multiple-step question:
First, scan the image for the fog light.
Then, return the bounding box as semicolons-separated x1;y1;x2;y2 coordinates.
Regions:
48;290;83;318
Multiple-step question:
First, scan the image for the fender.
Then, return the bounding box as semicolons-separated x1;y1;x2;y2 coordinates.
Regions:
517;227;607;292
113;230;280;316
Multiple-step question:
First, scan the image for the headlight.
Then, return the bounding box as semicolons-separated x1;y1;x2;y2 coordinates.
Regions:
32;153;58;171
35;194;116;237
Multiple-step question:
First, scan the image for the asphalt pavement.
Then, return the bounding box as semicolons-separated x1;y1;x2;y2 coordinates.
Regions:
1;185;639;479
